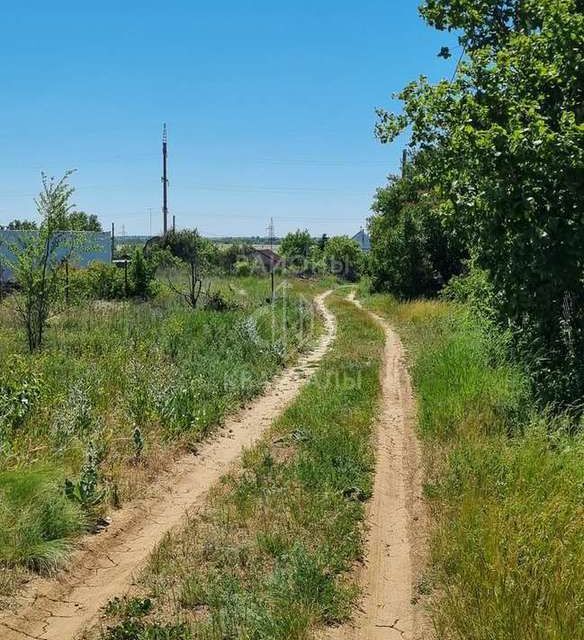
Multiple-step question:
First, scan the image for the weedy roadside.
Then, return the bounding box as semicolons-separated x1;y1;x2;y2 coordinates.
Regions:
0;277;320;604
96;294;384;640
362;292;584;640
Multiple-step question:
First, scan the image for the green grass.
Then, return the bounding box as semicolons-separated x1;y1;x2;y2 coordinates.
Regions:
0;468;86;573
99;294;384;640
0;275;323;596
362;293;584;640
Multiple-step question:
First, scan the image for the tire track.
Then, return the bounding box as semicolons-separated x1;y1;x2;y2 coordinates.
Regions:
0;291;336;640
328;294;427;640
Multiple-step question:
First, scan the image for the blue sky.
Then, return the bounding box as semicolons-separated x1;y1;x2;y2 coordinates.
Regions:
0;1;457;237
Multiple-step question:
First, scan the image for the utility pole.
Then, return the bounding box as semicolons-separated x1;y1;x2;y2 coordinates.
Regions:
162;123;169;235
111;222;115;262
401;149;408;178
267;217;275;302
172;214;176;232
65;259;70;305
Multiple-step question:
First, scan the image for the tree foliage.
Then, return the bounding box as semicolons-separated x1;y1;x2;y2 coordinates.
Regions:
3;202;101;234
280;229;314;259
369;158;466;298
63;211;102;232
160;229;214;308
5;220;38;230
323;235;363;282
5;173;78;351
373;0;584;407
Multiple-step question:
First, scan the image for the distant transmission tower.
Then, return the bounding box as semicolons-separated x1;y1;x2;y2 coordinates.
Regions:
162;123;169;235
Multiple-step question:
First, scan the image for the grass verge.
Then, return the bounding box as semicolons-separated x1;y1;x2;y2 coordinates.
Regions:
362;293;584;640
0;277;321;598
97;294;384;640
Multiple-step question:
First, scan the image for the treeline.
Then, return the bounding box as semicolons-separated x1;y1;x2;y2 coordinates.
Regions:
278;229;364;281
368;0;584;409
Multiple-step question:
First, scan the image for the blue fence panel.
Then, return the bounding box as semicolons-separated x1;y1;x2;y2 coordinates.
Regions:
0;230;112;282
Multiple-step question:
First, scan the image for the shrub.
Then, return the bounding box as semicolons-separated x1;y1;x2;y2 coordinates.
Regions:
71;263;126;300
129;249;155;299
234;260;251;277
68;253;158;302
203;290;238;312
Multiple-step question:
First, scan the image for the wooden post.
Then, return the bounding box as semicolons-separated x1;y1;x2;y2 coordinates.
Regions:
65;259;69;305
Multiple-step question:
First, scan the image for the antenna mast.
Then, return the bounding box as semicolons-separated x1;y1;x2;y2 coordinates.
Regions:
162;123;169;235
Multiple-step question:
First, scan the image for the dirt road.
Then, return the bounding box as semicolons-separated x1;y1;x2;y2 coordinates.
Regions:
0;291;336;640
329;295;427;640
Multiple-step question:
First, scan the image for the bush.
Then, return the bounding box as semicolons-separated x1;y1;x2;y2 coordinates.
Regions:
67;253;158;302
203;290;239;312
214;243;254;273
234;260;251;277
70;263;126;300
129;249;157;299
441;260;497;323
368;163;466;298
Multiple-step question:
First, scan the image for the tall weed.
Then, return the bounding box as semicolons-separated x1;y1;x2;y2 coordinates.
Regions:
0;277;318;581
364;293;584;640
100;295;384;639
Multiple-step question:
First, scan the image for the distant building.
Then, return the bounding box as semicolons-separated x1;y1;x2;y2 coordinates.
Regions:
0;230;112;282
251;248;283;271
352;229;371;252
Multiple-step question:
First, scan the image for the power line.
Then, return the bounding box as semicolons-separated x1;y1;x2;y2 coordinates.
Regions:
0;181;368;199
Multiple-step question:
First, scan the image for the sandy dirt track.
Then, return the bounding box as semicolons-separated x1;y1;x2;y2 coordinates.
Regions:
0;291;336;640
328;295;427;640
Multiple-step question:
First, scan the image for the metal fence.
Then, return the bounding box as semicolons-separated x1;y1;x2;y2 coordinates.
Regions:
0;230;112;282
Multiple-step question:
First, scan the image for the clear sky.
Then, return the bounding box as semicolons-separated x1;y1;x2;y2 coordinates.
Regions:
0;1;457;238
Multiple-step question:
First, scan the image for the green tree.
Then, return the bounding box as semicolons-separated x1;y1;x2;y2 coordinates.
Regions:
280;229;314;259
215;243;254;273
323;236;363;281
6;220;38;230
161;229;214;308
369;158;465;298
376;0;584;406
65;211;102;232
4;173;77;351
3;213;100;232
